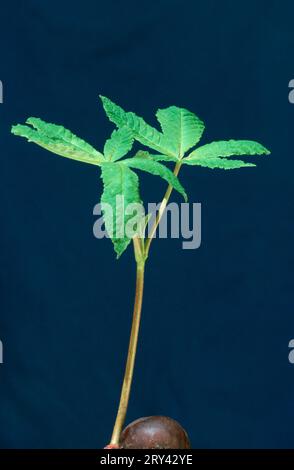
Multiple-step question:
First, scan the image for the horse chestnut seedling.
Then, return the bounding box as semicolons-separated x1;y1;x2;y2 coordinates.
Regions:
12;97;270;449
119;416;191;449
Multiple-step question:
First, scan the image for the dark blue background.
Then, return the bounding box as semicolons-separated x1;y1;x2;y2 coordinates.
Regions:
0;0;293;449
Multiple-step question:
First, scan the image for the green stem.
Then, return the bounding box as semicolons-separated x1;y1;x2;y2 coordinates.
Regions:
110;240;145;446
109;161;182;446
144;162;182;258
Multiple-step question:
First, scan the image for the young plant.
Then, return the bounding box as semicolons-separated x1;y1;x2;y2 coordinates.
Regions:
11;97;270;449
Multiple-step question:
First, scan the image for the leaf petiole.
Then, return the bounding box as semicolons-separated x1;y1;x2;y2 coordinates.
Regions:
144;161;182;259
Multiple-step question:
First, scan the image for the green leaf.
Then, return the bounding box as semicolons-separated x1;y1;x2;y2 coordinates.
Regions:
103;127;134;161
149;154;179;163
100;162;142;257
133;150;178;163
11;117;104;165
122;156;187;201
100;95;175;157
183;156;256;170
187;140;270;161
156;106;205;158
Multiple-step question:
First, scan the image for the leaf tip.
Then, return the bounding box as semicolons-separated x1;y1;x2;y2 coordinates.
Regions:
256;142;271;156
26;116;39;125
11;124;18;135
99;95;108;105
11;123;29;137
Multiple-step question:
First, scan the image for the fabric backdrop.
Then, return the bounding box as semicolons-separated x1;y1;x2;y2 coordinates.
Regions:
0;0;293;448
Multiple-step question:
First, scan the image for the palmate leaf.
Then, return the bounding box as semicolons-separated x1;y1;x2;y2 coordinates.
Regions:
122;156;187;201
101;162;142;257
11;118;104;165
156;106;205;158
11;99;271;260
100;96;205;160
100;95;175;157
187;140;270;161
103;127;134;161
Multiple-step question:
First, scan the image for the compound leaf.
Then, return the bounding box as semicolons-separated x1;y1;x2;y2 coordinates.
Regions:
156;106;205;158
101;162;142;257
11;117;104;165
103;127;134;161
122;156;187;201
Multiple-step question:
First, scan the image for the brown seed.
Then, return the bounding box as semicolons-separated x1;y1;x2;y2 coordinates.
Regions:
120;416;191;449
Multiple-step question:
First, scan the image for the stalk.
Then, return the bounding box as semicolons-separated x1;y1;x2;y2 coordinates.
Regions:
144;162;182;257
109;162;182;446
110;240;145;446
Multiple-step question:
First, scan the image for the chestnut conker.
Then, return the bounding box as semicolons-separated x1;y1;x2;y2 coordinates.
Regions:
119;416;191;449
